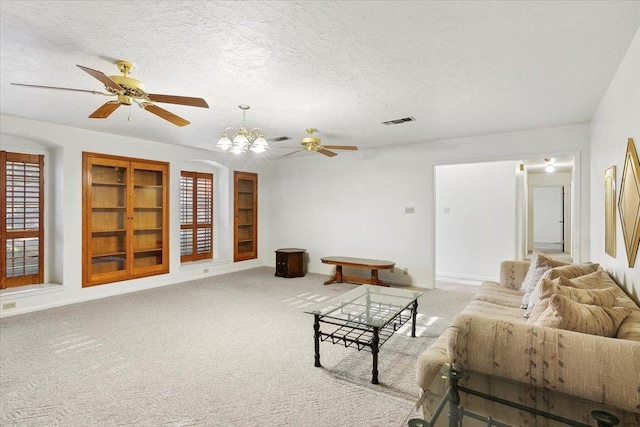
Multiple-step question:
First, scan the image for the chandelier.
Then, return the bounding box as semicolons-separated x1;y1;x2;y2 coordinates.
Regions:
216;105;268;154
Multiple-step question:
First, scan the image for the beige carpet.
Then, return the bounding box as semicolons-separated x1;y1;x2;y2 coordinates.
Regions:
0;267;475;426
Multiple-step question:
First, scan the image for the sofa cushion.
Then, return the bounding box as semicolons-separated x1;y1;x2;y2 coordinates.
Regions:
617;310;640;341
527;278;619;323
519;252;569;308
473;282;524;309
545;263;601;282
533;294;632;337
462;299;526;323
524;267;603;318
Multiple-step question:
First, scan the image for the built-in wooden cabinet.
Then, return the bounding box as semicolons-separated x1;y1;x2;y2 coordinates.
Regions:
234;171;257;262
82;152;169;287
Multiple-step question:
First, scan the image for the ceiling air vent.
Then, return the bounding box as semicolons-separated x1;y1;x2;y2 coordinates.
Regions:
268;136;292;142
382;116;415;126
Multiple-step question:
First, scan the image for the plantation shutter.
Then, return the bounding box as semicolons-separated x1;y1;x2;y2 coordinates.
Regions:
180;171;213;262
1;151;44;288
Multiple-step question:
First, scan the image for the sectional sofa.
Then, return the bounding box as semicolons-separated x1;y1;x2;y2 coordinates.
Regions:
416;255;640;426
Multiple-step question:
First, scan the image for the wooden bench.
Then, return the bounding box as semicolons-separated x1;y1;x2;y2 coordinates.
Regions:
321;256;395;287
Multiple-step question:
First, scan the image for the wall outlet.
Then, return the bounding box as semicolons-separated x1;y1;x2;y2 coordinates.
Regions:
443;207;451;213
2;301;16;310
203;268;210;273
405;206;415;214
403;268;409;275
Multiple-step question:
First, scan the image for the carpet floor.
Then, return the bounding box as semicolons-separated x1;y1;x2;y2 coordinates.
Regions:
0;267;475;426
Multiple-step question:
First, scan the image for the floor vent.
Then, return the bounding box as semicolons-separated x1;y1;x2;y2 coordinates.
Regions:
382;116;415;125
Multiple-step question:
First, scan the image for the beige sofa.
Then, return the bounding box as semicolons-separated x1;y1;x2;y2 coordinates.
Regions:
416;260;640;426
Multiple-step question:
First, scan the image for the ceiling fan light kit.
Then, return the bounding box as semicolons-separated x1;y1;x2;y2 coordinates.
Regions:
12;60;209;127
282;128;358;158
216;105;269;154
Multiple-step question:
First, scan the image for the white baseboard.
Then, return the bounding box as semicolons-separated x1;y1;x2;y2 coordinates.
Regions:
436;272;497;286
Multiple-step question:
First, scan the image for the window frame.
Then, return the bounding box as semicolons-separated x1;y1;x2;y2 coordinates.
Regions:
1;151;45;288
180;171;213;263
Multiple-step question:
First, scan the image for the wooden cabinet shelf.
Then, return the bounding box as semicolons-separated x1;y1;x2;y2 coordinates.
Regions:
83;152;169;287
234;171;257;262
92;251;126;257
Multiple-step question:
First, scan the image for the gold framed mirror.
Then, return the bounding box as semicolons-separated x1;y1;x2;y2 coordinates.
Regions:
605;166;616;257
618;138;640;267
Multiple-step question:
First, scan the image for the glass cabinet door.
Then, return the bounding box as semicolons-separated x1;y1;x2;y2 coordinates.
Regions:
88;160;129;279
131;162;167;273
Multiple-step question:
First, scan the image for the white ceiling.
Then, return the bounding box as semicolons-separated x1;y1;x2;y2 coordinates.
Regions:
1;1;639;154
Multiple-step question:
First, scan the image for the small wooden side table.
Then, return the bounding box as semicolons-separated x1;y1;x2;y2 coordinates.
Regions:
275;248;306;278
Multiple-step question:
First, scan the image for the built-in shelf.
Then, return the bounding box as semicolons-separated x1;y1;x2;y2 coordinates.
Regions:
234;171;258;262
83;152;169;287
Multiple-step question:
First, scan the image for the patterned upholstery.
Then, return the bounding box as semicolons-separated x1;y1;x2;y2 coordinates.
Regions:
417;260;640;424
532;293;631;336
527;277;619;322
519;252;570;308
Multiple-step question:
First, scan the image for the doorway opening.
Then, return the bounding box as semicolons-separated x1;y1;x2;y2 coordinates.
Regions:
524;157;574;261
532;185;565;252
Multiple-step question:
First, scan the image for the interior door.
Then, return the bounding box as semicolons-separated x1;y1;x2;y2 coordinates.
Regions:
533;186;564;252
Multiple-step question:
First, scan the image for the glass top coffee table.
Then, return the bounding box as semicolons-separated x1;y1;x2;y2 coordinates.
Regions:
305;284;423;384
404;364;622;427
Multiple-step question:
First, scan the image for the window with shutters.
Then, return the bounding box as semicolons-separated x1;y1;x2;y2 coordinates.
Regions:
1;151;44;288
180;171;213;262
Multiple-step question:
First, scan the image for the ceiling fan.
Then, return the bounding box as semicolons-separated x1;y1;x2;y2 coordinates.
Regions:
283;128;358;157
11;60;209;127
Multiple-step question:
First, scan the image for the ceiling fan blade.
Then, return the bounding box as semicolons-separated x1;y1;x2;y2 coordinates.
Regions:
11;83;111;95
281;149;305;158
89;102;121;119
142;103;190;127
77;65;124;93
146;94;209;108
318;149;338;157
323;145;358;151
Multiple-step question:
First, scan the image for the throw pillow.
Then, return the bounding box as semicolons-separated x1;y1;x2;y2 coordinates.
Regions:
533;294;632;337
519;252;569;309
616;310;640;341
523;264;602;318
545;263;600;281
556;270;609;290
527;278;618;323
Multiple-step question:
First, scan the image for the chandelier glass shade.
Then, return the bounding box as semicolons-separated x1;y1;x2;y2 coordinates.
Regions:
216;105;268;154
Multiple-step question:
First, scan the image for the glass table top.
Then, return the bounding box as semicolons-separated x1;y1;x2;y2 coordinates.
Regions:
304;285;423;328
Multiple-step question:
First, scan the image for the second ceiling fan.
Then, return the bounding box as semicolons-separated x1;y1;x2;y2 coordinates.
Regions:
284;128;358;157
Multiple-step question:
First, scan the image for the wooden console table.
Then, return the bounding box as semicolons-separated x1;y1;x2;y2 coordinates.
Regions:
321;256;395;287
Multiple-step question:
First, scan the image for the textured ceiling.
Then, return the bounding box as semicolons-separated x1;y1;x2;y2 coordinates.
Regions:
1;1;639;154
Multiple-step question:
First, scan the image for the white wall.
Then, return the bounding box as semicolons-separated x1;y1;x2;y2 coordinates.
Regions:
0;111;595;314
264;123;590;288
590;28;640;300
435;161;518;284
0;115;266;316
